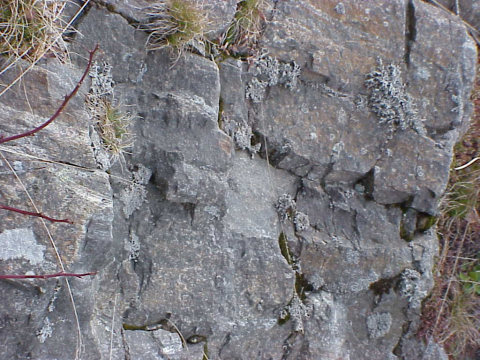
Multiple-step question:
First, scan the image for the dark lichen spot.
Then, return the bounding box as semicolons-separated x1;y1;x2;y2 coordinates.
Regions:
369;275;400;297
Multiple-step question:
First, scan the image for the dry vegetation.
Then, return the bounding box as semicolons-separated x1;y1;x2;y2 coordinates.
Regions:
0;0;68;68
417;54;480;359
139;0;209;59
94;99;134;165
220;0;267;55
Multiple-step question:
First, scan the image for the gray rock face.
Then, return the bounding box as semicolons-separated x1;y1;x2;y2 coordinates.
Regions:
0;1;476;359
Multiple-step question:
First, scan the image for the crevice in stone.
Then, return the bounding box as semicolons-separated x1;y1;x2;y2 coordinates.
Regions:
217;96;225;130
123;314;176;332
121;327;130;360
182;202;196;224
392;317;416;358
62;0;93;42
405;0;417;68
90;0;140;26
278;231;293;266
218;332;232;358
399;200;437;242
281;331;299;359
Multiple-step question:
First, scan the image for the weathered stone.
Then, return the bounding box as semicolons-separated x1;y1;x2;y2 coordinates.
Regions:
0;0;477;359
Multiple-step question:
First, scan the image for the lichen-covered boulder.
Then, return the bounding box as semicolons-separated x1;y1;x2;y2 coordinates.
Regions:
0;1;476;359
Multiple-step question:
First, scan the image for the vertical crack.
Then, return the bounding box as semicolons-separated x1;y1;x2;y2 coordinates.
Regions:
405;0;417;68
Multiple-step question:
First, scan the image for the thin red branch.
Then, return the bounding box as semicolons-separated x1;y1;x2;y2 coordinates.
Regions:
0;271;97;280
0;44;100;144
0;204;73;224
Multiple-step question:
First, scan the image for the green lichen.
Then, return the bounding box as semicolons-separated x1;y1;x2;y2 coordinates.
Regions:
278;232;292;266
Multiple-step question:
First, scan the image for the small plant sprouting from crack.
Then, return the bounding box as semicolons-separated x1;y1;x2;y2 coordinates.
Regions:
87;61;134;168
277;231;312;332
95;100;134;164
139;0;209;61
220;0;268;57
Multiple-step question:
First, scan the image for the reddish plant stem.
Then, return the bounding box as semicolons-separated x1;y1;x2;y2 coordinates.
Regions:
0;204;73;223
0;272;97;280
0;44;100;144
0;46;100;225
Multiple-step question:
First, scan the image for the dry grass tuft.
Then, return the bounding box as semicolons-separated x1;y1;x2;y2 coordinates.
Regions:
96;100;134;164
220;0;268;57
0;0;89;100
139;0;208;60
0;0;68;66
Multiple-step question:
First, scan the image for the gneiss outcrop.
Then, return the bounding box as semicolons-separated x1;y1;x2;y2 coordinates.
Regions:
0;1;476;359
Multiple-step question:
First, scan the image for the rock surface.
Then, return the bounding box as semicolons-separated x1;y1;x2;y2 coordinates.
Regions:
0;1;477;359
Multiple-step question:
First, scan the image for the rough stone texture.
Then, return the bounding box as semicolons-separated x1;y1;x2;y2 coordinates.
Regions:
437;0;480;32
0;1;476;359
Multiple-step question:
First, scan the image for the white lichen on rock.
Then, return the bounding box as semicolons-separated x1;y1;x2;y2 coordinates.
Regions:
120;164;152;218
254;56;280;86
330;141;344;163
234;121;261;157
398;268;426;308
334;3;346;15
89;125;111;170
0;228;45;265
355;94;368;109
36;317;53;343
47;284;62;313
275;194;297;222
223;117;261;157
245;77;268;103
246;56;301;102
365;58;425;135
87;61;114;106
278;61;301;89
127;233;141;262
276;194;310;232
281;292;311;333
366;312;392;338
294;211;310;232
